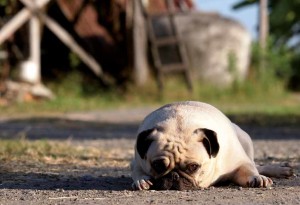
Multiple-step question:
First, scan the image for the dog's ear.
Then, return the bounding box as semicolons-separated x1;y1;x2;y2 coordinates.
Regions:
136;129;155;159
194;128;219;158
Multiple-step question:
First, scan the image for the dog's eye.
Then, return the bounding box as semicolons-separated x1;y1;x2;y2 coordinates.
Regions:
186;163;200;174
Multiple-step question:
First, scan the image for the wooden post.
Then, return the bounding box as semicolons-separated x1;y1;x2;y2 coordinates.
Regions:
258;0;269;71
20;0;104;78
133;0;149;85
0;9;31;45
42;14;103;77
259;0;268;50
29;0;41;83
0;0;50;45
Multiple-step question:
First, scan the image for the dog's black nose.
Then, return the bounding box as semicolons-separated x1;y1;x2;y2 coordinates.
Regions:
152;159;168;174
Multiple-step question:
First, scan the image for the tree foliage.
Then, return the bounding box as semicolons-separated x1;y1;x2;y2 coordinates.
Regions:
233;0;300;48
234;0;300;90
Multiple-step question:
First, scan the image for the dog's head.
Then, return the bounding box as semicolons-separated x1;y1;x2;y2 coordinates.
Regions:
135;126;219;190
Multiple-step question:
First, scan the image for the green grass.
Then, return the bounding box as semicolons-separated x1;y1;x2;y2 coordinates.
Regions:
0;71;300;117
0;139;102;163
0;138;130;167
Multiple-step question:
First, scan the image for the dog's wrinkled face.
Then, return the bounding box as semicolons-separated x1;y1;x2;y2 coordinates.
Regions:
136;127;219;190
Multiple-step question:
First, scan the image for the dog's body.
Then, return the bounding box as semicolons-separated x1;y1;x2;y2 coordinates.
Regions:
131;101;293;190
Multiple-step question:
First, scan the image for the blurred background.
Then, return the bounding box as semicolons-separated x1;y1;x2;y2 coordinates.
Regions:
0;2;299;200
0;0;299;115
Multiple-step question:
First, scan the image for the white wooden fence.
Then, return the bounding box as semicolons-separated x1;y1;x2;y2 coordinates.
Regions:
0;0;104;83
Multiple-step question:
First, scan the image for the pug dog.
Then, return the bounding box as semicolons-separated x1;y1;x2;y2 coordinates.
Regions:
131;101;293;190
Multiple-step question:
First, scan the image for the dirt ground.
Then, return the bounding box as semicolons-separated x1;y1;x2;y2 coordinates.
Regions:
0;108;299;205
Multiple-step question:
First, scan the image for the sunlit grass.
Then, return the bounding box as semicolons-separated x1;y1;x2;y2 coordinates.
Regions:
0;139;102;164
0;71;299;117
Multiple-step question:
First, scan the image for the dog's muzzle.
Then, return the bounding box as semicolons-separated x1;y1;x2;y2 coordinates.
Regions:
151;171;197;190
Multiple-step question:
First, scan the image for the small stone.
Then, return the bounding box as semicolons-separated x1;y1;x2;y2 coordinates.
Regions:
238;187;243;191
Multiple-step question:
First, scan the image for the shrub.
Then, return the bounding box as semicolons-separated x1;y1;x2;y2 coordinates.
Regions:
251;39;293;86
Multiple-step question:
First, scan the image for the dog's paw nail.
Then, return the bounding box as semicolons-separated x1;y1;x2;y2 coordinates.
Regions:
141;182;150;190
133;178;152;190
248;175;273;188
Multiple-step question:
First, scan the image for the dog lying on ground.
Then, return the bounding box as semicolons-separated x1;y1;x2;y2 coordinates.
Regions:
131;101;293;190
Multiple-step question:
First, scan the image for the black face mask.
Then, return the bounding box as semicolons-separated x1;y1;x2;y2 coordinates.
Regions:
151;171;197;191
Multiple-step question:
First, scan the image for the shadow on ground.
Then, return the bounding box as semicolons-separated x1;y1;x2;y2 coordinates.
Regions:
0;164;132;191
1;169;299;191
0;118;139;140
0;114;300;140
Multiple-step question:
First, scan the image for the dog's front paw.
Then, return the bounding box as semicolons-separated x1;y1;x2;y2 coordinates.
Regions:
247;175;273;188
132;176;153;190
